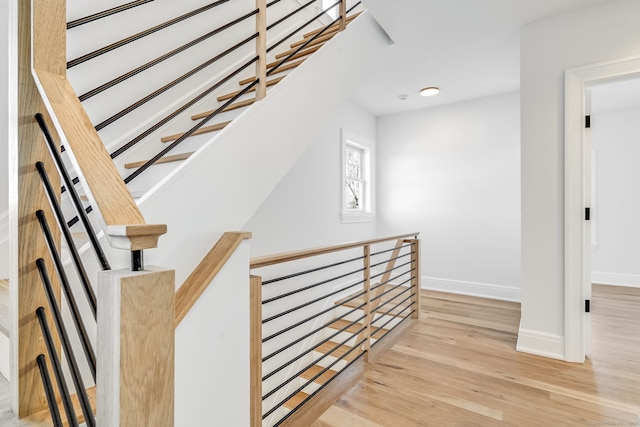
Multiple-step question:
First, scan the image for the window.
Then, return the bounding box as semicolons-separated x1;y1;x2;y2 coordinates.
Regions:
341;129;375;223
322;0;339;20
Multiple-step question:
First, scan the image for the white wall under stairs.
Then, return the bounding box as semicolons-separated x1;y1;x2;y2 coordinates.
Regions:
139;12;390;286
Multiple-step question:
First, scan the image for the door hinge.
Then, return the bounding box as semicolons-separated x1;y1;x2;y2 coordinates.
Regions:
585;299;591;313
585;115;591;128
585;207;590;221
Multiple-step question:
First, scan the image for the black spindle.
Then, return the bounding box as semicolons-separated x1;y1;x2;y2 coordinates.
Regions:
36;354;64;427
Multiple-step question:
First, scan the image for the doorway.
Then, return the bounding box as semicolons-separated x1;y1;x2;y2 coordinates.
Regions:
564;56;640;363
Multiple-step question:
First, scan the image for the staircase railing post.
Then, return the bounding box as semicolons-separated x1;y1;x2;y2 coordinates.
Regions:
250;275;263;427
97;265;175;427
408;238;421;319
339;0;347;31
362;244;372;361
13;0;65;417
256;0;267;100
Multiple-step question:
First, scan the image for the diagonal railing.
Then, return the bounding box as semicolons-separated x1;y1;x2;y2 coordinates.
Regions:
14;0;367;424
250;233;421;427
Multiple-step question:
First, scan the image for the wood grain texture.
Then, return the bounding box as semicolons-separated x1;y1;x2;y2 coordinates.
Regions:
174;232;252;327
250;233;419;269
120;269;175;427
313;288;640;426
290;32;337;49
33;71;145;227
123;152;193;169
32;0;65;75
302;13;360;38
255;0;267;100
17;0;62;417
238;59;306;86
279;359;364;427
160;121;231;143
250;276;262;427
275;44;323;61
216;76;284;102
409;238;421;319
190;99;256;120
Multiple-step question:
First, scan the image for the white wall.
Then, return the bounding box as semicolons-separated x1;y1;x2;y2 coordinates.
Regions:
591;107;640;287
0;0;9;279
377;91;521;301
519;0;640;359
245;100;377;257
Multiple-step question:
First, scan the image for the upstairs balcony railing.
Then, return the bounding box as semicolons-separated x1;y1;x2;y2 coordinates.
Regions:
250;233;421;426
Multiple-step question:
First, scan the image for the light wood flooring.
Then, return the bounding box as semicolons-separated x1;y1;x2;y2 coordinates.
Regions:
1;285;638;425
313;285;640;426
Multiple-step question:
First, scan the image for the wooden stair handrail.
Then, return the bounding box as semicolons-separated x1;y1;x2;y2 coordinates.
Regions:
175;231;252;327
31;0;165;251
250;232;420;269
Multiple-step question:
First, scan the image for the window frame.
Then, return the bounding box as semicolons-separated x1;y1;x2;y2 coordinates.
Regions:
340;129;375;223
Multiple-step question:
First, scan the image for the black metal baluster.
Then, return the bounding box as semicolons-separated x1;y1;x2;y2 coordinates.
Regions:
36;259;96;427
36;354;64;427
36;210;96;380
36;308;80;427
35;114;111;271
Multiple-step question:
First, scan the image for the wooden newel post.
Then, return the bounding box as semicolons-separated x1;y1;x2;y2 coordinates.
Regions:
339;0;347;31
409;238;421;319
255;0;267;100
250;275;263;427
362;245;372;361
97;267;175;427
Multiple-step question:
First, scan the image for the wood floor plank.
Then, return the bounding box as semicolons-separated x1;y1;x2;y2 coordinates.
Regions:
316;287;640;426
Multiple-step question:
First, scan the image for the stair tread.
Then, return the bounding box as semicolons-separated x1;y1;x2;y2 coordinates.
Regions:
335;284;410;316
238;58;306;86
160;120;231;143
124;152;193;169
299;364;337;386
284;391;309;410
275;43;322;60
291;30;338;49
191;99;256;120
328;318;390;339
302;12;361;39
217;76;284;102
315;340;353;359
266;46;321;69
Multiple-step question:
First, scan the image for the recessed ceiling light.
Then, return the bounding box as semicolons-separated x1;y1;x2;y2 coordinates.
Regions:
420;87;440;97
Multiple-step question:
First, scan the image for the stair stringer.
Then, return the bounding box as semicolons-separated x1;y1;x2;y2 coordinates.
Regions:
137;11;389;285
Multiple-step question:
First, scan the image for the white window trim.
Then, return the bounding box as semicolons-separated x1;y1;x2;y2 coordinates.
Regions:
340;129;375;223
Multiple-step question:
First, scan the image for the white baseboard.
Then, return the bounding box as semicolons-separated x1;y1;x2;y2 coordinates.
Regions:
592;272;640;288
516;327;565;361
422;276;520;302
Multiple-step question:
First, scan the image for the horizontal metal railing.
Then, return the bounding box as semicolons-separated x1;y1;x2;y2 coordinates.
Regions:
66;0;364;184
251;233;420;427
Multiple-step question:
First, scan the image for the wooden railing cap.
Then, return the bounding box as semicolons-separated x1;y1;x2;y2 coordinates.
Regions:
106;224;168;251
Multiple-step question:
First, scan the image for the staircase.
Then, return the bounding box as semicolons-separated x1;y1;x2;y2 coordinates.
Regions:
9;0;396;425
121;14;360;185
280;284;407;416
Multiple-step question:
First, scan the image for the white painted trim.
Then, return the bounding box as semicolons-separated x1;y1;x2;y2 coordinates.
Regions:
592;272;640;288
516;327;565;361
565;55;640;364
422;276;520;302
0;210;7;239
339;212;375;223
0;331;9;380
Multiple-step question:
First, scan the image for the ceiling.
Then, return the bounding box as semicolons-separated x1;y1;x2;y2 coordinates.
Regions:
351;0;614;116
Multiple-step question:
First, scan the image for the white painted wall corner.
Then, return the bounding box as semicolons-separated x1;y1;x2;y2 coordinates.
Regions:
0;210;8;279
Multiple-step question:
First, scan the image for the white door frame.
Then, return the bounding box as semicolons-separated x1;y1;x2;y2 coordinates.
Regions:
564;56;640;363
